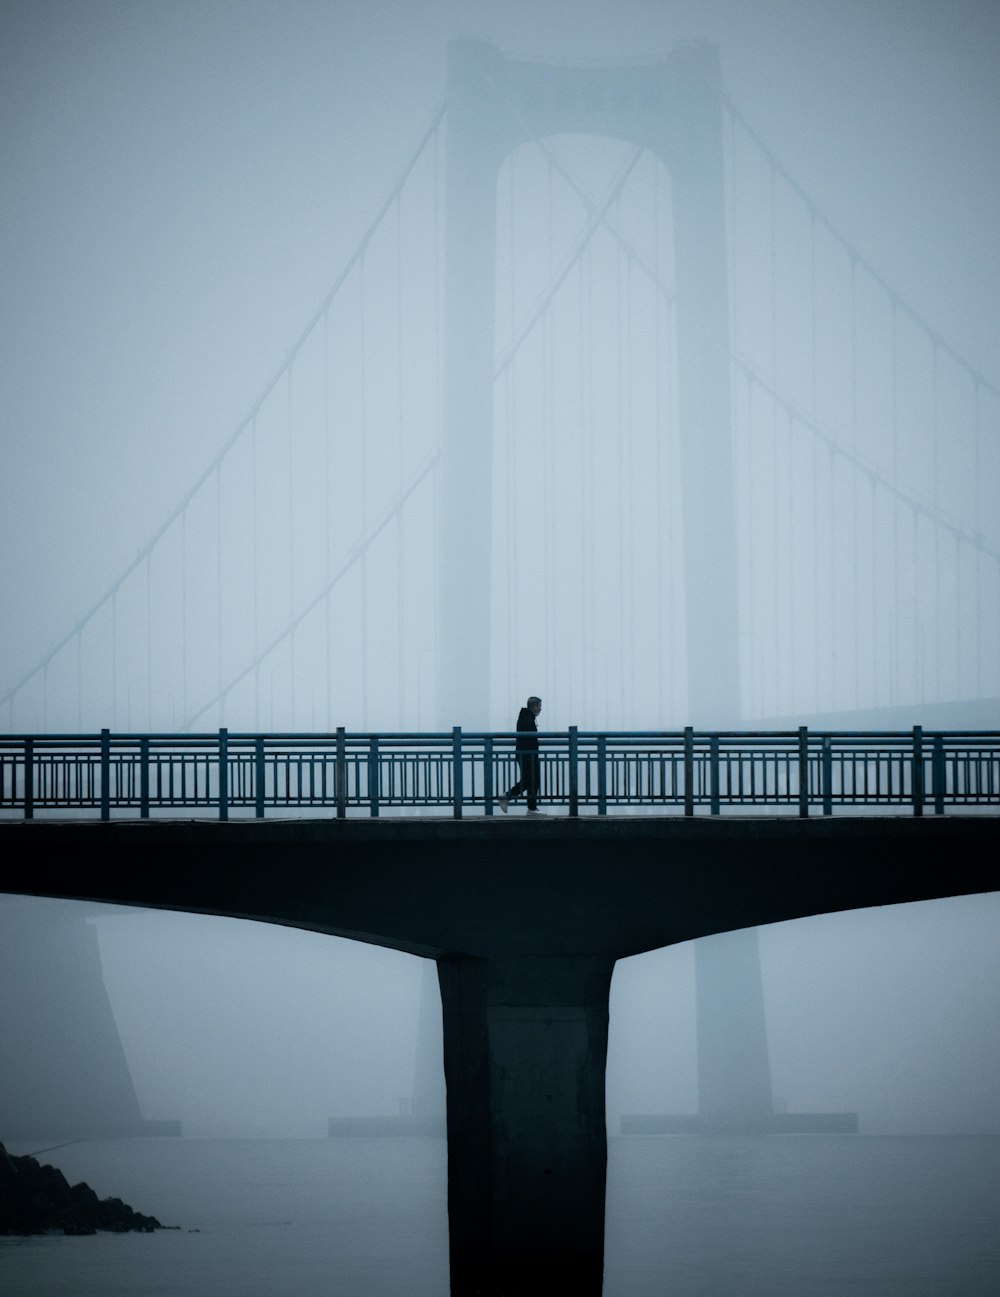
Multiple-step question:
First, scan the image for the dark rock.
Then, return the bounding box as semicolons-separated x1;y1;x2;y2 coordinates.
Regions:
0;1140;170;1236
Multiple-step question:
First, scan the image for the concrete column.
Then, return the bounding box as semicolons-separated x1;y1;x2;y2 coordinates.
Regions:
658;44;742;727
695;927;773;1126
436;41;506;729
437;954;615;1296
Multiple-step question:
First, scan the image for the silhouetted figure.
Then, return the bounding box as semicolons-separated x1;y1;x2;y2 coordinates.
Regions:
498;696;542;813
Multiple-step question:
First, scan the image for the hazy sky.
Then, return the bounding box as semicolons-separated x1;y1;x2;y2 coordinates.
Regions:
1;0;998;696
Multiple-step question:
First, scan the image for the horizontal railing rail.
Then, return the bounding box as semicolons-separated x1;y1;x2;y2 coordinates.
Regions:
2;728;999;821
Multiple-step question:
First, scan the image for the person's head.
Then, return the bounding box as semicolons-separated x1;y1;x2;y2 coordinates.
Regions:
527;696;542;716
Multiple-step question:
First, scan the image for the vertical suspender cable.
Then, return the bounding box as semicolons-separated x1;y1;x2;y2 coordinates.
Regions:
432;117;442;726
324;309;333;729
850;256;860;708
396;191;406;725
913;501;923;702
746;373;757;716
973;374;982;695
181;506;188;727
111;589;117;732
359;256;368;729
544;158;555;705
932;341;941;700
145;551;152;729
507;157;518;703
870;471;878;705
654;159;665;723
76;630;82;730
215;465;224;725
786;406;796;710
769;159;781;713
616;192;626;719
586;245;597;723
809;208;822;708
625;243;635;722
251;414;260;730
287;365;296;728
890;297;899;703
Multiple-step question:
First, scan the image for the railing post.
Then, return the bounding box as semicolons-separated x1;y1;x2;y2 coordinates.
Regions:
709;734;720;815
683;727;694;817
254;736;265;819
368;736;380;818
218;728;229;821
23;736;34;820
932;734;946;815
821;735;833;816
483;735;494;815
568;726;579;818
140;737;150;819
597;735;607;816
100;728;111;822
336;727;347;819
798;726;810;818
452;726;463;820
911;725;924;817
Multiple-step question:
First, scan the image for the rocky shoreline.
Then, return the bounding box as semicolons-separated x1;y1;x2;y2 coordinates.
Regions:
0;1142;173;1235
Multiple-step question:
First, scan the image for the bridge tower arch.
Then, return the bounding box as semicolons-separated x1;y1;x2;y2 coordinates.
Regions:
437;37;739;730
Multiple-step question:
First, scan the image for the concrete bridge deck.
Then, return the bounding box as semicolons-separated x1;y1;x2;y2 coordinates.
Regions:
3;813;998;1295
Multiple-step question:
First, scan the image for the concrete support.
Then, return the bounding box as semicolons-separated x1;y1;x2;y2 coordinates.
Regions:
437;41;506;729
695;928;773;1127
437;954;615;1296
663;47;741;726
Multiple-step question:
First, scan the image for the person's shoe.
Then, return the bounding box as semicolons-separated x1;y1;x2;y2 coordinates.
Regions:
497;797;508;813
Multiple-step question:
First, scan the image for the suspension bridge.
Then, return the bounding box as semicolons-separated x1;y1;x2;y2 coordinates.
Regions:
1;38;997;736
2;38;999;1297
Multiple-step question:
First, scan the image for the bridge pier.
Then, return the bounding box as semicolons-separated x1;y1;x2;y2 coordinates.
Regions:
438;954;614;1296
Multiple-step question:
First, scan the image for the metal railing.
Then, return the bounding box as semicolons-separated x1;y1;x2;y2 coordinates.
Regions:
2;728;999;821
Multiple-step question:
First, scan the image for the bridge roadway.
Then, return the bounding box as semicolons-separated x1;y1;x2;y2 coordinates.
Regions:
3;812;998;1295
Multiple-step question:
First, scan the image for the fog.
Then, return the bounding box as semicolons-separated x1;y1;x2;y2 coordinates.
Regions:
2;2;999;1142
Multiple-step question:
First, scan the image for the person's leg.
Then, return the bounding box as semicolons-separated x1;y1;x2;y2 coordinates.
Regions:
502;760;526;808
525;753;539;811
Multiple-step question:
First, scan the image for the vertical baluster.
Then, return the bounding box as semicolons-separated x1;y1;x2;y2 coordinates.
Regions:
683;727;694;817
140;737;150;819
100;728;111;822
568;726;579;818
821;735;833;816
932;734;946;815
911;725;924;817
798;726;810;818
218;728;229;821
255;737;265;819
709;734;720;815
336;727;347;818
23;736;34;820
368;736;380;818
484;735;494;816
452;727;463;820
597;735;607;816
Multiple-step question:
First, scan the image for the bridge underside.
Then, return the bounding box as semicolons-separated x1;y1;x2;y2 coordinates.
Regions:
3;815;997;1296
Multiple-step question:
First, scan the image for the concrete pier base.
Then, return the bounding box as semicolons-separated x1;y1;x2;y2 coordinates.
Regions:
439;955;614;1296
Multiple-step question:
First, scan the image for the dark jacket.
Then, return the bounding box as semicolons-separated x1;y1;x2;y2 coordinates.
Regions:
515;707;538;754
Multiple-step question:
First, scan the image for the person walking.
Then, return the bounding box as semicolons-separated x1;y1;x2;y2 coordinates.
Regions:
498;696;542;813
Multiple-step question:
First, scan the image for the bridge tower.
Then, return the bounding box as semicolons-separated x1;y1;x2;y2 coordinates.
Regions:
435;37;769;1146
436;37;740;730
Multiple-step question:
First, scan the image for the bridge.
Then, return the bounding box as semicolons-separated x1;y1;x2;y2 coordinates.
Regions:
2;34;999;1297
